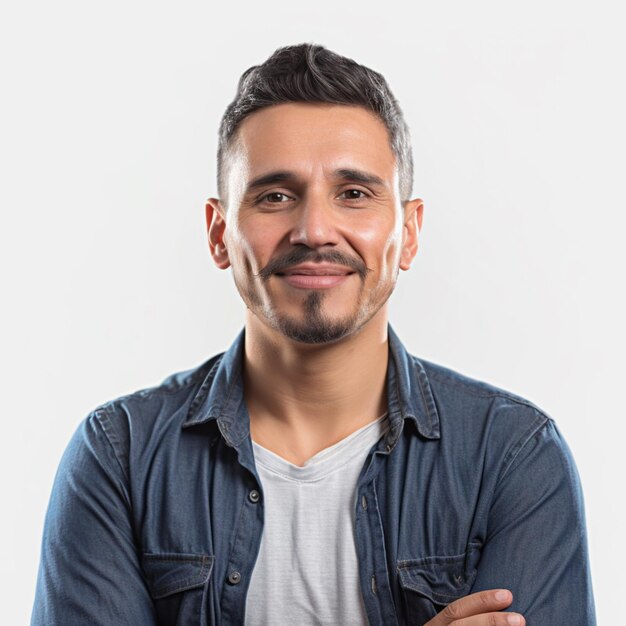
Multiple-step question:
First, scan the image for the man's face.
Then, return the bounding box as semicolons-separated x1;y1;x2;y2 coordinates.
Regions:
207;103;421;344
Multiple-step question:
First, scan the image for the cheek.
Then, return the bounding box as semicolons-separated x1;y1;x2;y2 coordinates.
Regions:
226;221;277;273
352;216;403;269
353;216;391;245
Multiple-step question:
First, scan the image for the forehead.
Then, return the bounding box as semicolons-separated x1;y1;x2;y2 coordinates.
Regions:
231;103;398;182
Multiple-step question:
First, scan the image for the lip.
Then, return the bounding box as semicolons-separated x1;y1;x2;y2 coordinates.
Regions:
278;263;354;276
275;263;355;289
278;274;353;289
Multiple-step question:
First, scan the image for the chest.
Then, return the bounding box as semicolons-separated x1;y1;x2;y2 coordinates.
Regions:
132;432;487;625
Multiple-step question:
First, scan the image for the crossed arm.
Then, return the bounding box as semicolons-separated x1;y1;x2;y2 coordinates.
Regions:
427;419;595;626
32;414;595;624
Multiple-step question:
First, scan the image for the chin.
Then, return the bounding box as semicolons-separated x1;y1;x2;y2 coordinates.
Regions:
276;320;356;345
267;306;374;346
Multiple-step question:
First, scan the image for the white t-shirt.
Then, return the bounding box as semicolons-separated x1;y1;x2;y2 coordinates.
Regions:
245;414;389;626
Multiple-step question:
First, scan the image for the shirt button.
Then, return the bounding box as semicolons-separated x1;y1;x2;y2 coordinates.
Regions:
227;571;242;585
248;490;260;503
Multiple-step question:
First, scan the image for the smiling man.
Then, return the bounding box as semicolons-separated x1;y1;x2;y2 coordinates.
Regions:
32;45;595;625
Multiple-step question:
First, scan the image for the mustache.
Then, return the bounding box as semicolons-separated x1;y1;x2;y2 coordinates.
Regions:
255;249;371;281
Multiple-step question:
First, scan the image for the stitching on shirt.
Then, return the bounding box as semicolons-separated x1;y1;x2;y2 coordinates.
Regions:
142;554;213;597
186;356;223;419
396;554;472;602
87;358;224;504
390;355;407;431
222;356;250;446
221;490;248;582
547;421;585;537
92;406;130;486
101;353;223;414
143;553;212;564
413;360;437;434
151;577;206;597
425;368;544;410
389;352;422;443
497;411;550;483
396;552;467;568
457;409;550;547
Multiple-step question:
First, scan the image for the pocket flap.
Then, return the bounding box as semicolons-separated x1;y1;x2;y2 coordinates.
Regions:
397;554;475;604
142;552;214;599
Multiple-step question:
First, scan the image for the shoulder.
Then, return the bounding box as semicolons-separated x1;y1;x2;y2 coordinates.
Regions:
98;351;224;419
414;355;553;461
408;355;581;493
76;351;226;475
418;356;540;408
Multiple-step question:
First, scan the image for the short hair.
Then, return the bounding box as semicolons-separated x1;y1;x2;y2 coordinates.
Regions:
217;43;414;202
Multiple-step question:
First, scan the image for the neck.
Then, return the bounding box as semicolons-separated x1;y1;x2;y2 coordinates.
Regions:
243;308;390;463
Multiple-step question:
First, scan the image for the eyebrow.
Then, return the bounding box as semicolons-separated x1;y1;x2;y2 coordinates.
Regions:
245;168;386;194
246;171;296;193
334;168;385;188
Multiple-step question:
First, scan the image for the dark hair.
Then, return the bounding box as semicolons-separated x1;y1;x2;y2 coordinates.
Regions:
217;43;414;202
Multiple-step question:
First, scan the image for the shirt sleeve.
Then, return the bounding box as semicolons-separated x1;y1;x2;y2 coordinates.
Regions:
470;418;596;625
31;409;156;626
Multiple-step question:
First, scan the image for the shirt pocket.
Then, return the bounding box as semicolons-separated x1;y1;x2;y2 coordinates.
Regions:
396;553;476;625
142;552;214;626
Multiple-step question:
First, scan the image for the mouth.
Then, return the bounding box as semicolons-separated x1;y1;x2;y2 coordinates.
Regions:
275;264;356;289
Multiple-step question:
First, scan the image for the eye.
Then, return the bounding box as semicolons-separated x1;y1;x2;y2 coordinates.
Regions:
261;192;292;203
339;189;368;200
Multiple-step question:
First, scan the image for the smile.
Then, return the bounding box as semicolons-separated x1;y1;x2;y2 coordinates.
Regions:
275;264;355;289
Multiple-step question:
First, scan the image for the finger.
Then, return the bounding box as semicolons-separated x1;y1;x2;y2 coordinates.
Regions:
453;613;525;626
428;589;514;625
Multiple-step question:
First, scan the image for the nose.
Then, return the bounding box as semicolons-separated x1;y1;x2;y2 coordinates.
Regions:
288;193;340;249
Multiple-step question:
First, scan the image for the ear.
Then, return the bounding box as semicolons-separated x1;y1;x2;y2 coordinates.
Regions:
205;198;231;269
399;198;424;271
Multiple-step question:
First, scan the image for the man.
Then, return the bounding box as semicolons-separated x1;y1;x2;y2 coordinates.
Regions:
32;44;595;625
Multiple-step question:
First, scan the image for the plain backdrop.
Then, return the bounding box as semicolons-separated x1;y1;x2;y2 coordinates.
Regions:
1;0;623;623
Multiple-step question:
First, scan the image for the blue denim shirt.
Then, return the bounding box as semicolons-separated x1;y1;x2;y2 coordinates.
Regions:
32;326;595;625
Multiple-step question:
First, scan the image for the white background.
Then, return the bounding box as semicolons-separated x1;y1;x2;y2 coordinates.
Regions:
1;0;623;623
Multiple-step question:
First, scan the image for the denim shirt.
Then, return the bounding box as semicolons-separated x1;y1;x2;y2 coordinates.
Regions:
32;326;596;625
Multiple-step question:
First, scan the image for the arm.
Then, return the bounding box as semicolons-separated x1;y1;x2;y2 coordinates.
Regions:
426;589;524;625
31;410;156;625
470;419;595;624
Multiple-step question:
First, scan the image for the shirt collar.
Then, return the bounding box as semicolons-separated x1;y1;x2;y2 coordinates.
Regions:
386;325;440;441
182;325;440;443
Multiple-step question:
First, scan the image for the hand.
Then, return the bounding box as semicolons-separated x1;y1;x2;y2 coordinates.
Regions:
424;589;525;625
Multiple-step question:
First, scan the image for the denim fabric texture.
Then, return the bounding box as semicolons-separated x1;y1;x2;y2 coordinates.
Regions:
32;326;596;625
